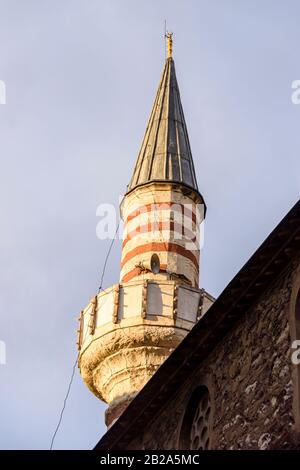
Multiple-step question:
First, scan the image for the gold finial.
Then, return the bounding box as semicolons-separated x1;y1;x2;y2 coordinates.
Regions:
166;32;173;58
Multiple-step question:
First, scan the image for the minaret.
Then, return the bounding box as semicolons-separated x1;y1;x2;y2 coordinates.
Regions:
78;35;213;427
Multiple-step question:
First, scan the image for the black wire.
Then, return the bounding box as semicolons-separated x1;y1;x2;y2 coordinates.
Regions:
50;355;78;450
98;220;120;292
49;217;121;449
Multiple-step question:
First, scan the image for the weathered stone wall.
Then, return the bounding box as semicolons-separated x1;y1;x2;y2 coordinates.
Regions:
127;256;300;450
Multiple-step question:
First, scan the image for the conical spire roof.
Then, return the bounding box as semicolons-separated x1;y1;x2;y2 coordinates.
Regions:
127;57;199;194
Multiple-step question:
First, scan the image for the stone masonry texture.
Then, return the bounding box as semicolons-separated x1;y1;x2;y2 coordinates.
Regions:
126;256;300;450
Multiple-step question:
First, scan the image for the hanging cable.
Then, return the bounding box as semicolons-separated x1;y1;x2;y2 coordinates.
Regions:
50;211;121;449
98;220;120;292
49;355;78;450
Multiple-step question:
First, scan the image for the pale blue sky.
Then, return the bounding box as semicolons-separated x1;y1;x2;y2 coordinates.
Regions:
0;0;299;449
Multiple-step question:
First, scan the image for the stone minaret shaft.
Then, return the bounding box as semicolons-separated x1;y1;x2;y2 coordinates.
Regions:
78;39;209;427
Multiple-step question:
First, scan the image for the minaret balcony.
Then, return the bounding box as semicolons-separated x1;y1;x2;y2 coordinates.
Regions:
77;279;214;426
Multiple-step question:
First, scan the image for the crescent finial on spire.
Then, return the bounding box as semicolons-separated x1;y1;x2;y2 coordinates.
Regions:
166;32;173;59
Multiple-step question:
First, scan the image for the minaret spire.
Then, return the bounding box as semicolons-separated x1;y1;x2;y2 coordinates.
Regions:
127;39;204;204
